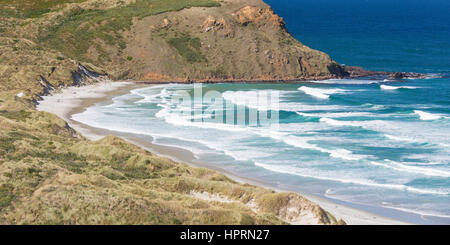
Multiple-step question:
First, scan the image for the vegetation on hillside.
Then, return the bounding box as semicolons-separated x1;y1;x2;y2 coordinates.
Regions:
0;95;344;224
168;34;206;63
37;0;220;63
0;0;87;18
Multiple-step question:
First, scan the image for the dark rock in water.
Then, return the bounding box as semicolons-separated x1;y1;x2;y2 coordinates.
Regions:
328;63;349;78
388;72;426;80
389;72;406;79
342;65;426;80
342;66;386;78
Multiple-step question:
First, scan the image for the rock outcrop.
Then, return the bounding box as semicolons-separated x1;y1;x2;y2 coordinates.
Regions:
232;6;285;28
344;66;426;80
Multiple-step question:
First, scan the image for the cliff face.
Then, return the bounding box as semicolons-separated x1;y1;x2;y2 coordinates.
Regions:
0;0;344;93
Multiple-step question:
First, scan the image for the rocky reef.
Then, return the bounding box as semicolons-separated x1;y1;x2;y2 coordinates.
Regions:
343;66;426;80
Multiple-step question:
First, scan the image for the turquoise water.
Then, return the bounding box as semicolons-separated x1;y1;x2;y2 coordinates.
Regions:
72;0;450;224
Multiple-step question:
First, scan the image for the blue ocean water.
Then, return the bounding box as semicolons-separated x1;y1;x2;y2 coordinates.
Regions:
264;0;450;73
72;0;450;224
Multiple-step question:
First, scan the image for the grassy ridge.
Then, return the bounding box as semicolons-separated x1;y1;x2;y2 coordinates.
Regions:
38;0;220;63
0;0;87;18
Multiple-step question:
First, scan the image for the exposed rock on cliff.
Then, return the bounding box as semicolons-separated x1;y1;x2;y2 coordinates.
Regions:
232;6;285;28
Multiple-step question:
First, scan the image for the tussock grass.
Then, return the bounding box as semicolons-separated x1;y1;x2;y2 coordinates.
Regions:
0;100;342;224
0;0;87;18
0;184;15;209
0;110;31;122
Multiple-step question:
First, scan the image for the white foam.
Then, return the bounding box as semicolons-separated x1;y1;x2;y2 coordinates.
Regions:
319;117;362;127
380;84;418;90
223;90;360;113
224;149;273;162
384;134;417;143
307;79;381;85
320;118;450;151
254;162;449;196
298;86;346;99
382;205;450;219
222;90;281;111
369;160;450;178
285;104;349;112
156;106;247;132
296;111;373;118
255;130;366;161
414;110;442;120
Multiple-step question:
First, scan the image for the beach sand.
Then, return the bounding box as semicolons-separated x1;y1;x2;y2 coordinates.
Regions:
36;80;410;225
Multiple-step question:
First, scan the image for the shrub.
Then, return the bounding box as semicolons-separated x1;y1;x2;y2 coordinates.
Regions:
168;34;206;63
0;184;15;209
0;110;31;122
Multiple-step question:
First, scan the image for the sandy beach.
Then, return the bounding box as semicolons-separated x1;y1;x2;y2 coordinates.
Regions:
36;80;410;225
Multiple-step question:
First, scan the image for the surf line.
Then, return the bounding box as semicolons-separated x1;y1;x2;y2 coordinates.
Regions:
166;84;281;128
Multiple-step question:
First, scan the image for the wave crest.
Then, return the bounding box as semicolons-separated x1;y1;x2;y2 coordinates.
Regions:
298;86;346;99
414;110;442;120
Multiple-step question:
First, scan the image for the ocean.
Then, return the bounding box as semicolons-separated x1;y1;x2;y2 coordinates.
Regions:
72;0;450;224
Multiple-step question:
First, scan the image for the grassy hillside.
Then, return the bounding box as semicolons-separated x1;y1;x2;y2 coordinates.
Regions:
0;0;346;224
37;0;220;63
1;0;345;85
0;95;344;224
0;0;87;18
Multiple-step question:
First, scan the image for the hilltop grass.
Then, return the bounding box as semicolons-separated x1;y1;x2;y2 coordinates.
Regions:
38;0;220;62
0;0;87;18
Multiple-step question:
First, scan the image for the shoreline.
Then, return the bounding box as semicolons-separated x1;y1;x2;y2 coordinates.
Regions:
36;80;411;225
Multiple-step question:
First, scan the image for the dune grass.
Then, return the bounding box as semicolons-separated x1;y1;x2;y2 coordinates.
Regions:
0;104;288;224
